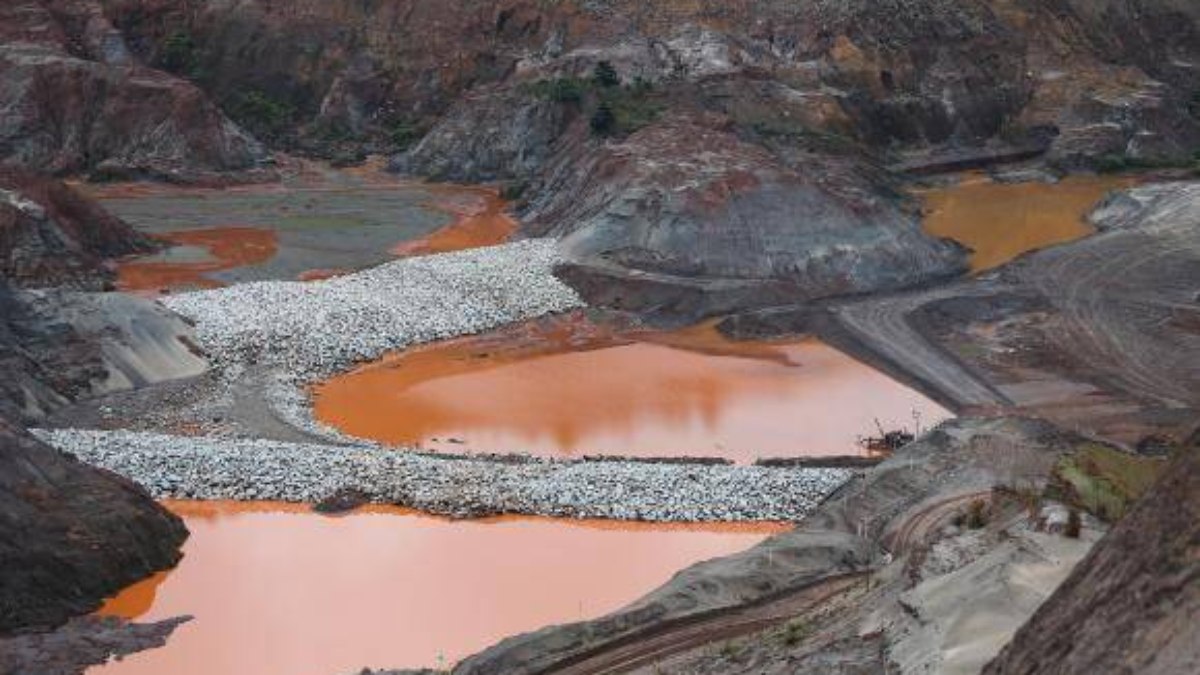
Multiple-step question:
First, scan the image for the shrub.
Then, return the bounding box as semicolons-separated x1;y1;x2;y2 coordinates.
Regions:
966;499;989;529
500;181;528;201
389;121;420;149
228;90;296;141
1065;509;1082;538
158;31;198;76
782;619;812;646
527;77;586;103
590;101;616;135
592;60;620;88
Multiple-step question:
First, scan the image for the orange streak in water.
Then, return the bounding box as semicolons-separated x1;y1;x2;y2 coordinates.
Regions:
392;187;517;257
116;226;277;293
313;315;949;460
93;500;780;674
919;174;1136;271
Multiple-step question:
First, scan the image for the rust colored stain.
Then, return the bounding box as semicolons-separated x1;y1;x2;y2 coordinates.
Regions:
93;500;780;674
312;315;949;460
920;174;1136;271
392;187;517;257
115;226;277;293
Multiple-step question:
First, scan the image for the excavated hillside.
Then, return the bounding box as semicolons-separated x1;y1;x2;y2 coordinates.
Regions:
86;0;1200;318
0;171;189;636
985;436;1200;675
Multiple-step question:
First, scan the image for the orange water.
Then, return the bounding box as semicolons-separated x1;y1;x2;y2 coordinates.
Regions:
920;174;1135;271
116;226;277;293
392;186;517;257
314;317;948;460
92;501;782;674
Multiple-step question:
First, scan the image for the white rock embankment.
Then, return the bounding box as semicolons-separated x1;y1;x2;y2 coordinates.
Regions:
160;239;584;377
36;429;852;522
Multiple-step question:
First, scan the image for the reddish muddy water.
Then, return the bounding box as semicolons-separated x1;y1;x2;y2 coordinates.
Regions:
92;501;783;674
116;226;278;293
391;186;517;258
919;174;1136;271
314;317;949;460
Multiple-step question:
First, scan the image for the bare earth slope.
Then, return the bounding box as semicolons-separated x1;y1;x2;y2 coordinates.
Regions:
0;1;267;182
984;437;1200;675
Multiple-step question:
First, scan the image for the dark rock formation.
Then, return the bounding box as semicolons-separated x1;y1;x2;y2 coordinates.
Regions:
0;171;202;424
526;114;967;320
0;1;268;182
0;169;154;289
0;615;189;675
985;437;1200;675
0;416;187;633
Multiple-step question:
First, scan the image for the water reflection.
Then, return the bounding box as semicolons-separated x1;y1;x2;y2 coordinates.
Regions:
93;501;781;674
314;317;949;460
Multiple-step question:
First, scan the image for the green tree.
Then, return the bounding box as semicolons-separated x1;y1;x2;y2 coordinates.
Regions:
590;101;616;135
592;60;620;88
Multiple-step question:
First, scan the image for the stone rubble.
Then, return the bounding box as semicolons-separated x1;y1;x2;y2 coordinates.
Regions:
35;428;853;523
160;239;585;377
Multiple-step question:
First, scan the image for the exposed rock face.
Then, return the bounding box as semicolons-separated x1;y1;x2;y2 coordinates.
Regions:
98;0;1200;166
9;0;1187;319
525;114;966;319
0;1;268;182
0;170;204;422
985;437;1200;675
0;169;153;289
0;416;187;633
0;615;189;675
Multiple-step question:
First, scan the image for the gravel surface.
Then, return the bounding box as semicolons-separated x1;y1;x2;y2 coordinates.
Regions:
160;239;584;377
35;429;852;522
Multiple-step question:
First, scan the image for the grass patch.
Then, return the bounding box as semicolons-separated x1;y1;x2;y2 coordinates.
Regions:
1046;442;1165;522
524;66;663;137
1095;151;1200;176
524;77;588;104
781;619;813;647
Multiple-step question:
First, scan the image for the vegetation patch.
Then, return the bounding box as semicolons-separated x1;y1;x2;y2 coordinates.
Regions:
1095;151;1200;176
525;64;664;137
228;90;297;142
1046;442;1165;522
157;30;199;77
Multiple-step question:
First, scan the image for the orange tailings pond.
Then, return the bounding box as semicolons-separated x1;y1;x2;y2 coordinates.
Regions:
314;317;949;460
94;501;784;674
919;173;1136;271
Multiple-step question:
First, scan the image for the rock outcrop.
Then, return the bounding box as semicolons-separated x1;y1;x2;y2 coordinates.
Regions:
0;169;153;289
0;1;268;182
0;416;187;634
985;436;1200;675
0;170;204;422
525;114;966;320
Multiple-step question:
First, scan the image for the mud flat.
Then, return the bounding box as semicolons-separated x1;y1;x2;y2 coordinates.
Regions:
33;428;852;522
95;168;455;290
85;501;782;674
